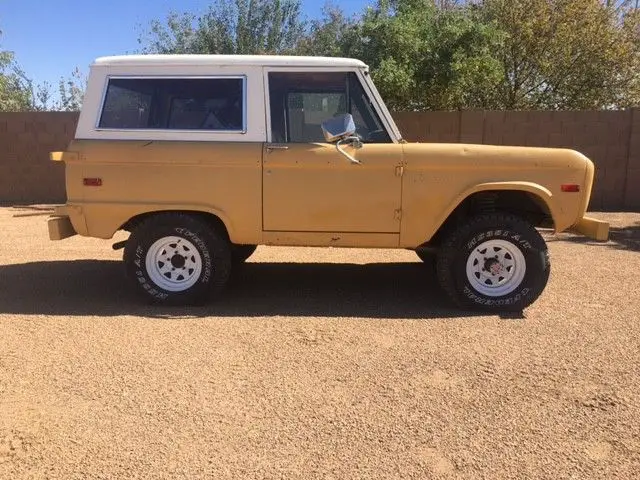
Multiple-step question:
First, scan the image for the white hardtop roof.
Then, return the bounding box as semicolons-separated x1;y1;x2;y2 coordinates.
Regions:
93;54;368;69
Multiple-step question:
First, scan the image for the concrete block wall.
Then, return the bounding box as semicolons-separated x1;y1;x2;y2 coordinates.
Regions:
0;112;78;204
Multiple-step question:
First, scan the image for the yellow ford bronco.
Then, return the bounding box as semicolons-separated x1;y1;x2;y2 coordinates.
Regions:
48;54;609;312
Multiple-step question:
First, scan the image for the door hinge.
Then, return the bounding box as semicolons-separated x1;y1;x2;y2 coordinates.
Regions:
394;209;402;220
395;165;404;177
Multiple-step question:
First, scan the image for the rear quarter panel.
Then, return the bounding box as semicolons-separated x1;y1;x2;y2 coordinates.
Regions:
66;139;263;243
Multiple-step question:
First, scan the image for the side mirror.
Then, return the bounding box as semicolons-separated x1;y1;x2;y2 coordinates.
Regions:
321;114;363;165
321;114;356;142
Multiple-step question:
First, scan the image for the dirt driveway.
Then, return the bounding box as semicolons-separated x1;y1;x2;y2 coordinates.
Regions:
1;208;639;479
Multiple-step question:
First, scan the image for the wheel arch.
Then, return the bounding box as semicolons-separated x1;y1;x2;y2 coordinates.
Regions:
120;208;231;242
425;182;556;247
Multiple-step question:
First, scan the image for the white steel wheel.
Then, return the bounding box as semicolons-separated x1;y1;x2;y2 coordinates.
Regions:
145;236;203;292
436;213;551;312
465;239;526;297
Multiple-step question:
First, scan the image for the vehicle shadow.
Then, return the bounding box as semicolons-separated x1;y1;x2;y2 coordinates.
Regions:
545;222;640;252
0;259;490;320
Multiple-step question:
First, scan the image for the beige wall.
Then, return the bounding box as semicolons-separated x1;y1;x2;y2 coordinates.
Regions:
0;112;77;204
1;110;639;210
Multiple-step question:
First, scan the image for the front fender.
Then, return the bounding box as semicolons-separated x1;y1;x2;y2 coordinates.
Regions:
401;181;560;248
434;181;557;234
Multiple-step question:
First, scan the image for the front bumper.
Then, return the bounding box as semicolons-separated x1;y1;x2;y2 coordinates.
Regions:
568;216;610;242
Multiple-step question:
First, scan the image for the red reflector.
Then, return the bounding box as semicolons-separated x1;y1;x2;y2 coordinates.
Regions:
561;184;580;192
83;178;102;187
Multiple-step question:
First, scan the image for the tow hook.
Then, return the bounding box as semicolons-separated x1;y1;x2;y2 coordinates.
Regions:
112;240;127;250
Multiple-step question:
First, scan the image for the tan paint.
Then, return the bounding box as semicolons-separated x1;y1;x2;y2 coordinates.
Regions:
262;231;399;248
569;216;610;241
53;139;606;247
47;215;76;240
52;204;88;236
399;143;592;246
61;139;263;244
262;142;403;235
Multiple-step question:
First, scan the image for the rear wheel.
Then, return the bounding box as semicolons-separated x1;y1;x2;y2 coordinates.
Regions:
415;249;435;263
123;213;231;305
436;213;550;312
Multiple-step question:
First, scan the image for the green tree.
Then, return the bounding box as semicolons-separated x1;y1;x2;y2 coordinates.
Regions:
17;67;86;112
0;32;31;111
139;0;306;54
0;29;86;111
296;4;358;56
56;67;87;111
482;0;640;109
346;0;505;110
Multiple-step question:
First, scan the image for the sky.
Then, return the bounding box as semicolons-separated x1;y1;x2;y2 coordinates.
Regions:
2;0;370;88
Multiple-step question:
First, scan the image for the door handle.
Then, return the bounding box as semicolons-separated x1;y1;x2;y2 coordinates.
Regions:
266;145;289;152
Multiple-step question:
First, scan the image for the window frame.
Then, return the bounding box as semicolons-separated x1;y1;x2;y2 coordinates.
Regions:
95;75;248;134
263;67;399;144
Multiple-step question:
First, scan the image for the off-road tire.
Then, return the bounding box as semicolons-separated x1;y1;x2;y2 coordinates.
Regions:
415;249;434;263
436;213;550;312
231;244;257;264
123;213;232;305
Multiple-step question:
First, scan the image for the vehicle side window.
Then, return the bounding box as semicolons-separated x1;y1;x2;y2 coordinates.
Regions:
286;91;347;142
98;77;245;131
268;71;390;143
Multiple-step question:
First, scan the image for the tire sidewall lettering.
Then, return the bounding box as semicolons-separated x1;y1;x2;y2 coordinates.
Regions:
466;229;532;251
175;228;212;283
463;285;531;306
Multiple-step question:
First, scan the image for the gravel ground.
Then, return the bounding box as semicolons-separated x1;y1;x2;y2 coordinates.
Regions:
1;207;639;479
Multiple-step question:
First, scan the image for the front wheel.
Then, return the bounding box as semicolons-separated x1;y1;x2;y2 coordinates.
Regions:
123;213;232;305
436;213;550;312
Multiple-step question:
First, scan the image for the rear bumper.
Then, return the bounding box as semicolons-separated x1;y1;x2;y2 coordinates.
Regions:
568;216;610;242
48;216;77;240
48;205;78;240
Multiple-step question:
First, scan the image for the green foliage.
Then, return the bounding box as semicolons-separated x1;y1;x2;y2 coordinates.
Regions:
482;0;640;109
346;1;506;110
296;4;358;56
20;69;86;112
56;67;87;111
139;0;306;54
0;37;32;111
0;29;86;111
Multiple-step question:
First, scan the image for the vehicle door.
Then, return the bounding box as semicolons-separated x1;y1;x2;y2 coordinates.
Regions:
262;70;403;234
